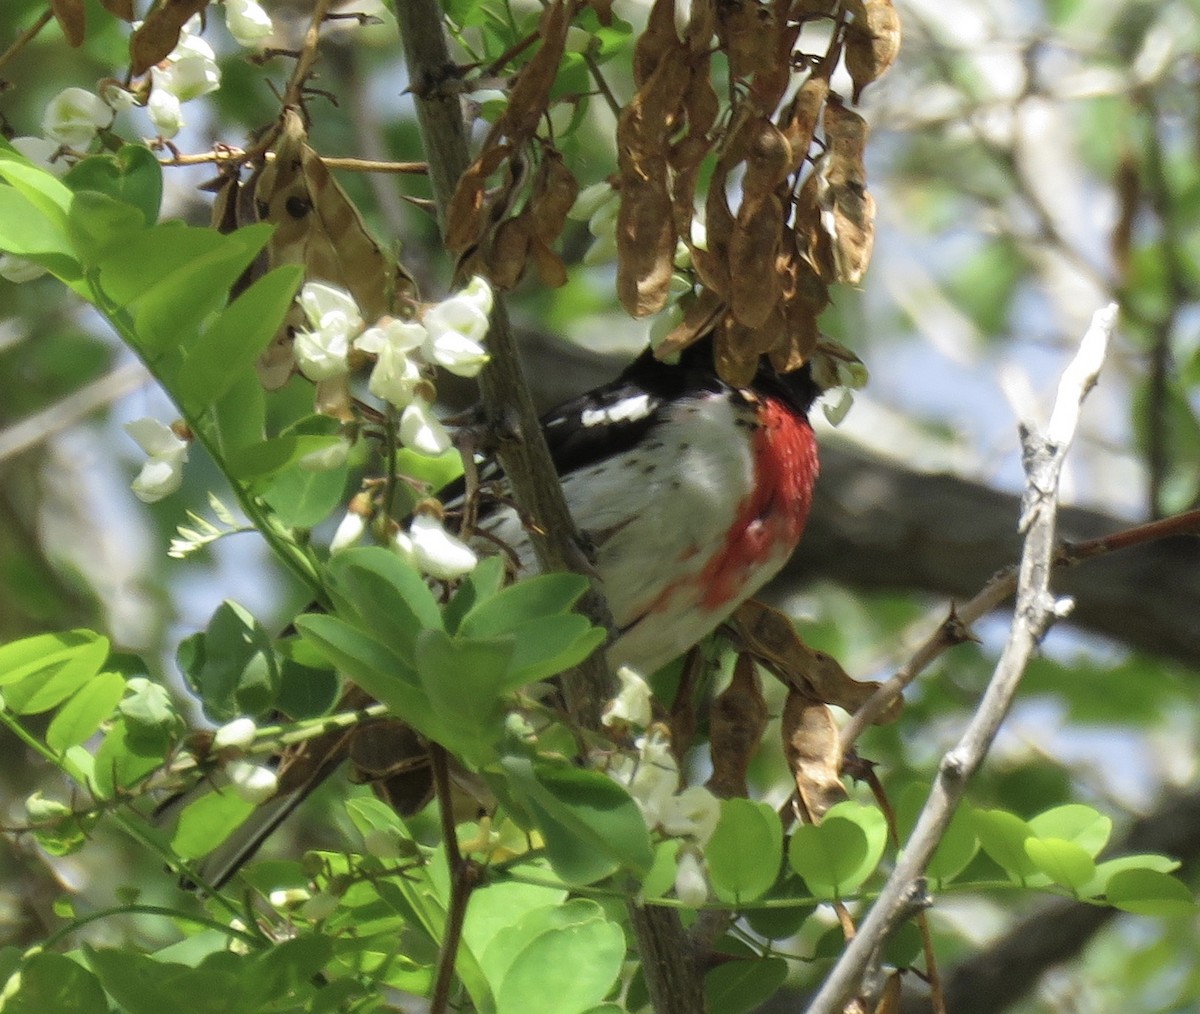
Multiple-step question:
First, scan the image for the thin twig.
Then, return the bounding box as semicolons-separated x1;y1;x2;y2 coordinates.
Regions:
158;149;427;173
839;492;1200;759
392;3;702;1011
429;743;476;1014
0;362;149;464
0;9;52;75
809;303;1118;1013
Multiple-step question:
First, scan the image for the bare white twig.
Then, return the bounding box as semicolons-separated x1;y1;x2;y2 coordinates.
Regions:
809;303;1117;1014
0;362;149;464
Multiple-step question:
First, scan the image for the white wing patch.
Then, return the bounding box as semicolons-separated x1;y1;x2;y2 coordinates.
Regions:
580;393;652;428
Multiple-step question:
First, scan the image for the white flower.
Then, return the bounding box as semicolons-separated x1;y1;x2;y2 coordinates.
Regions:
213;717;258;751
300;281;363;335
660;786;721;844
226;760;278;804
367;338;422;407
409;512;477;580
99;82;137;114
224;0;274;47
292;283;363;380
605;728;680;829
356;316;427;355
0;255;47;283
125;418;189;503
41;87;109;147
421;277;493;377
146;82;185;138
10;136;69;177
603;666;653;729
161;24;221;101
391;528;417;567
674;847;709;907
294;327;351;381
399;398;451;456
329;511;366;554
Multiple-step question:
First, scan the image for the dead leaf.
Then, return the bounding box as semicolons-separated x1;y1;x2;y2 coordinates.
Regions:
782;691;846;820
616;172;676;317
445;143;511;254
715;316;759;387
493;0;571;145
873;971;904;1014
130;0;209;75
99;0;135;19
655;289;725;359
706;653;769;799
50;0;86;47
249;110;417;388
483;215;533;290
845;0;902;104
730;600;900;721
729;192;784;328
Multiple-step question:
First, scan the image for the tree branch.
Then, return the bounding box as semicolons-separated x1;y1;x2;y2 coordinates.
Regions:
389;5;701;1011
807;303;1118;1013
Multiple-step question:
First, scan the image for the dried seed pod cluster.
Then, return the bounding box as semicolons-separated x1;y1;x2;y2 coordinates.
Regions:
629;0;899;385
445;0;899;387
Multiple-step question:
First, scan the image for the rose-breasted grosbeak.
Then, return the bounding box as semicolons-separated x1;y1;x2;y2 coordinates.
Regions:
181;340;821;886
471;339;821;676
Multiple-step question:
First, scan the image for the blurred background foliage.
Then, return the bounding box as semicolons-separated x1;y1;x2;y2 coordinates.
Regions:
1;0;1199;1010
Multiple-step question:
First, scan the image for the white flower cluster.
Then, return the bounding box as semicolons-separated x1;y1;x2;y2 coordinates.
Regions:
597;668;722;907
211;717;279;805
294;276;492;459
568;181;619;266
124;418;190;504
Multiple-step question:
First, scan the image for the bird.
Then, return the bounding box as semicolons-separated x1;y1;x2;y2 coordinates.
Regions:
472;338;821;677
180;337;823;887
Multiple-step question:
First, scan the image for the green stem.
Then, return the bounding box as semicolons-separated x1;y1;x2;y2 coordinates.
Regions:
39;903;263;952
84;273;327;604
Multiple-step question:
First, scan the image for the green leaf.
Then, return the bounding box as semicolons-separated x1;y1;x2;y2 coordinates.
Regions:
415;628;514;758
94;222;225;308
788;802;887;900
225;435;347;481
330;547;443;656
45;671;126;751
972;808;1040;884
500;753;653;885
294;614;442;741
178;265;303;410
493;904;625;1014
67;190;146;266
119;676;179;743
63;145;162;225
209;367;266;456
1024;837;1096;895
91;717;169;799
0;628;108;688
171;789;257;860
0;185;75;270
1029;804;1112;859
705;957;789;1014
2;952;108;1014
85;947;248;1014
274;656;339;721
461;878;569;965
898;785;978;886
459;572;591;637
705;799;784;903
1084;853;1181;899
503;615;606;686
177;601;280;722
444;556;507;633
128;223;274;356
0;150;73;215
0;630;109;715
1105;868;1195;916
262;458;350;532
